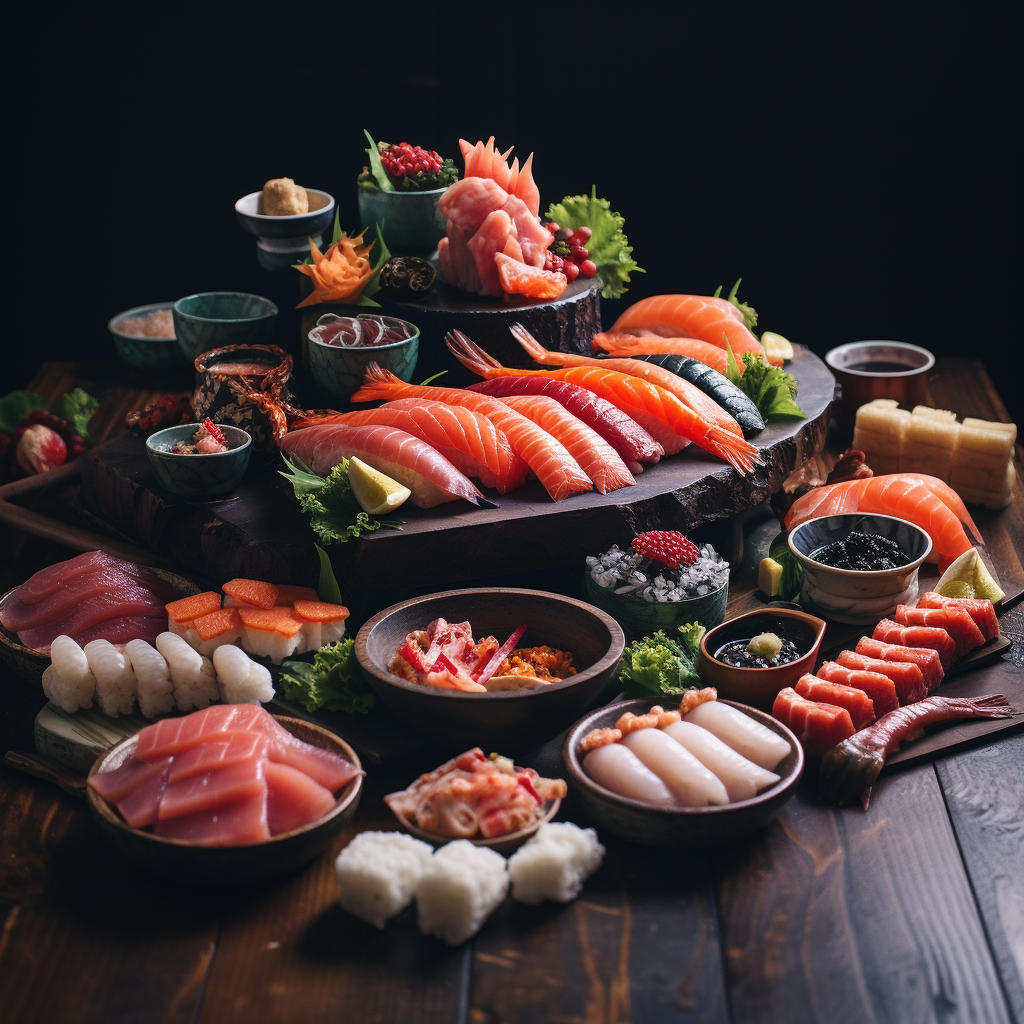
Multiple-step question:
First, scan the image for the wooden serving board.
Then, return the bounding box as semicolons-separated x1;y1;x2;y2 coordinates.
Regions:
76;345;838;598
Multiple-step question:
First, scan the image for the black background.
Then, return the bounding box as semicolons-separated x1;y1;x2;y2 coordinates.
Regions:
8;5;1019;420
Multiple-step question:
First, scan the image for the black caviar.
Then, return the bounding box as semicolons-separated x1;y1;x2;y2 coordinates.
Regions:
715;637;803;669
810;531;911;571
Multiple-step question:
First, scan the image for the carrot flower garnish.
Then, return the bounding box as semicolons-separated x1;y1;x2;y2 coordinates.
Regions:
295;232;376;307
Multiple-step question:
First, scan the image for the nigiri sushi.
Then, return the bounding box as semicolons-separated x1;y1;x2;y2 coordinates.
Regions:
42;635;97;712
292;600;350;653
213;644;275;705
84;638;137;716
621;727;729;807
237;606;304;664
661;721;780;801
125;638;175;718
174;607;244;658
683;700;792;770
155;632;220;712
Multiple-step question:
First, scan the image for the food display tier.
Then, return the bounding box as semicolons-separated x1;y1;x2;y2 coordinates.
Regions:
77;345;836;597
379;272;601;387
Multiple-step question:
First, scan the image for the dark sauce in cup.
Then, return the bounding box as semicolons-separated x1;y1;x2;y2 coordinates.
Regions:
715;635;803;669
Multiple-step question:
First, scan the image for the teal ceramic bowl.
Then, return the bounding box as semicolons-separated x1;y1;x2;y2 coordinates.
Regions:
307;314;419;402
146;423;252;499
173;292;278;363
108;302;189;370
356;186;447;254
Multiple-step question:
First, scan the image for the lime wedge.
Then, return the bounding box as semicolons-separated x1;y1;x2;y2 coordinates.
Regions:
761;332;794;363
348;457;411;515
935;548;1005;604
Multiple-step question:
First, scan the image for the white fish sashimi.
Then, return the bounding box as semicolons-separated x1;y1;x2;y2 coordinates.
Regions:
621;728;729;807
662;721;780;802
582;743;678;807
84;638;137;716
125;639;174;718
683;702;791;771
213;644;274;705
48;635;96;711
156;632;219;711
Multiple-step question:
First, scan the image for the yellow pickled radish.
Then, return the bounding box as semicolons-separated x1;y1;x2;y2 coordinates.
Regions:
761;332;795;362
934;548;1005;604
348;457;411;515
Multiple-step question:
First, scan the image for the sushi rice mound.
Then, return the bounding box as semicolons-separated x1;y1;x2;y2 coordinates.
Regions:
507;822;605;904
334;831;434;930
587;542;729;603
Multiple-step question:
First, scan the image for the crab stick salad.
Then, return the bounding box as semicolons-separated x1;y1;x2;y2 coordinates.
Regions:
166;579;349;664
579;689;790;808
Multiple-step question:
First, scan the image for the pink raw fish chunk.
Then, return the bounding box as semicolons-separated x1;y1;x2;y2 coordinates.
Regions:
116;762;171;829
157;757;267;821
265;727;361;793
153;792;271;846
167;732;270;784
136;704;272;760
89;752;173;804
12;550;112;604
265;761;337;835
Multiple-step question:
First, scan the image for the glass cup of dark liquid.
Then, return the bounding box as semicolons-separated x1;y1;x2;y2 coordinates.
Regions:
825;341;935;439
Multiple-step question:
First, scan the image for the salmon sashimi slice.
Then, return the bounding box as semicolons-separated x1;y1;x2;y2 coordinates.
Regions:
467;376;663;472
511;323;744;437
153;791;271;846
794;674;877;729
459;138;540;217
834;651;928;700
447;330;761;474
772;687;855;760
265;761;338;835
165;591;223;625
350;366;593;501
278;424;495;509
439;176;512;236
818;659;920;709
494;252;566;299
499;395;635;494
872;620;957;671
611;294;767;361
263;724;362;792
893;605;986;657
222;579;279;609
88;752;173;805
469;208;514;296
591;333;732;375
136;703;273;761
158;756;267;821
917;593;1000;641
167;732;270;784
783;475;975;571
292;398;527;494
854;637;945;690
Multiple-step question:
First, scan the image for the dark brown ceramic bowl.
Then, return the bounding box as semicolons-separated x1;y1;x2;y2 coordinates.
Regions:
698;608;827;711
0;567;200;688
355;588;625;752
563;696;803;850
86;716;362;884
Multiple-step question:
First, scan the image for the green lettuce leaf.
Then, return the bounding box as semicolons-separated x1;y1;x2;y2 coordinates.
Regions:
59;388;99;442
734;353;806;419
618;625;705;698
544;187;643;300
361;130;394;192
0;391;46;433
768;531;804;600
278;638;374;715
713;278;758;330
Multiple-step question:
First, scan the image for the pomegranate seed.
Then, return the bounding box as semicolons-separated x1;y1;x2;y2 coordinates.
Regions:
579;260;598;277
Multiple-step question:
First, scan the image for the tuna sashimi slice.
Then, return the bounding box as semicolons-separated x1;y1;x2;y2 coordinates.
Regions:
153;791;270;846
893;605;986;657
872;620;957;671
772;687;856;760
71;615;167;651
89;752;173;804
116;762;171;829
794;675;876;729
265;727;361;793
9;550;109;605
265;761;337;835
815;661;902;714
158;756;267;821
167;732;270;784
916;593;1000;641
136;704;272;760
834;651;928;700
855;637;945;690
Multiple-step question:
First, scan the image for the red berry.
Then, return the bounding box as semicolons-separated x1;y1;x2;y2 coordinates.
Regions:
546;222;560;234
569;245;589;262
576;226;593;242
579;259;598;278
563;261;580;282
631;531;701;570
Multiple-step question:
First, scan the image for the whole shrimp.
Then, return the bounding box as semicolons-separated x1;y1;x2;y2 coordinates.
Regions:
819;694;1013;808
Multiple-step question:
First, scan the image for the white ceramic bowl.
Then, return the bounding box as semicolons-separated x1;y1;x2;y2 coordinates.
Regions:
788;513;932;624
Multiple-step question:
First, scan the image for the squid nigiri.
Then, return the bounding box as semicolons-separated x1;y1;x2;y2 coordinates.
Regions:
621;727;729;807
683;700;792;770
582;742;679;807
661;721;780;801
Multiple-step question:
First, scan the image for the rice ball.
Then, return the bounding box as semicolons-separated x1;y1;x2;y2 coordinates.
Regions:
334;831;433;930
507;823;605;905
416;840;509;945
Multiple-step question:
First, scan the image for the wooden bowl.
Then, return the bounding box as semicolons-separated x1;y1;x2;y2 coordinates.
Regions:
698;607;828;711
0;566;201;687
86;716;362;884
355;588;625;753
388;796;562;856
563;696;803;850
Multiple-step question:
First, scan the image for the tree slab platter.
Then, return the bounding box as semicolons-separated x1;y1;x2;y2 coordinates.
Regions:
78;345;836;599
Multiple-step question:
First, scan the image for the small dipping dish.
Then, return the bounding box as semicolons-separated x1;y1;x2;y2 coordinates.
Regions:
146;422;252;499
826;341;935;437
108;301;189;371
698;608;827;711
788;512;933;624
173;292;278;363
234;188;336;273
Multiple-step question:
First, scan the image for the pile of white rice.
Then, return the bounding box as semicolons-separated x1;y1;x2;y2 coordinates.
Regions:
586;542;729;603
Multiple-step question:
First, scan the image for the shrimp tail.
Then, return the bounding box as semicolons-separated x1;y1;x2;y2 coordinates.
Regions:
446;330;504;378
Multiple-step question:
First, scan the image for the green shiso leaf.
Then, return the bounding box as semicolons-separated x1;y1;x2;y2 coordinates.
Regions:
0;391;46;433
315;543;344;604
618;626;704;698
359;223;392;307
544;187;643;300
362;130;394;192
768;531;804;601
278;638;374;715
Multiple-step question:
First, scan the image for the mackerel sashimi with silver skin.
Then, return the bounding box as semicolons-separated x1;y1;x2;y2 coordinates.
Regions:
279;424;494;509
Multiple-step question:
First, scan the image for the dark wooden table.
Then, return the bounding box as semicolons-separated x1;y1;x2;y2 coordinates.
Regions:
2;359;1022;1024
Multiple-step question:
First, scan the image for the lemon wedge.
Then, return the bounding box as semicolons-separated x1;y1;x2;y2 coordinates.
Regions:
348;457;411;515
935;548;1005;604
761;332;795;363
